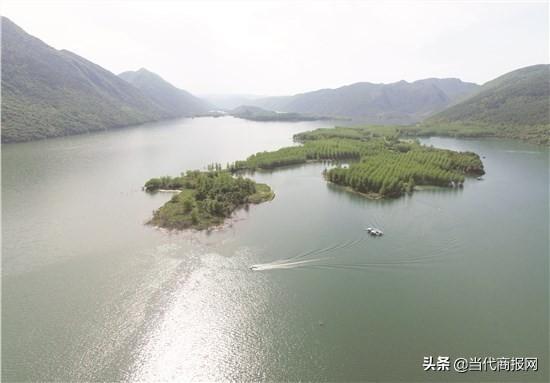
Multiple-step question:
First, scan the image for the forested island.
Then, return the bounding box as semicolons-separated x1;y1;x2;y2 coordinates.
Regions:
230;126;484;198
230;105;333;122
145;126;484;230
144;169;274;230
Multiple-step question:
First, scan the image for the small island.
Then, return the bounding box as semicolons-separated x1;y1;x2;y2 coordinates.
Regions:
230;105;333;122
145;125;484;230
144;168;274;230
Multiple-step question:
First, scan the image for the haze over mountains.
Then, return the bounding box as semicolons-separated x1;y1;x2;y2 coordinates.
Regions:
247;78;480;124
1;17;548;143
202;94;264;110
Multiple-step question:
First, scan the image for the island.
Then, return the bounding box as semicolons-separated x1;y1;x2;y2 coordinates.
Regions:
145;125;484;230
230;126;484;198
230;105;334;122
144;168;274;230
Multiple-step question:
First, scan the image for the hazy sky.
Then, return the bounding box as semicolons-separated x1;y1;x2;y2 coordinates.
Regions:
3;1;548;95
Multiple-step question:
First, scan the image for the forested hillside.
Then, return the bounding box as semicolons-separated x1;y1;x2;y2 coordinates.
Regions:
422;65;550;144
119;68;211;117
1;17;170;143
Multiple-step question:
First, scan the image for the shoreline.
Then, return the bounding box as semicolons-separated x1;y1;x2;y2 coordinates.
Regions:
325;180;384;200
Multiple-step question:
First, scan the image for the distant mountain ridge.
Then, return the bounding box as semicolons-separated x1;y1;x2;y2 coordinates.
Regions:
247;78;480;124
119;68;211;117
202;94;264;110
1;17;209;143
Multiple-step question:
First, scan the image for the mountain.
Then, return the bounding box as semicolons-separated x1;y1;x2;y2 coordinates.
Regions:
248;78;479;124
202;94;264;110
119;69;211;116
427;64;550;127
1;17;174;143
416;65;550;144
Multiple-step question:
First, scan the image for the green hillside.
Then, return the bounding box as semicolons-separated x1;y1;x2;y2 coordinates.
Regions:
422;65;550;144
119;68;211;117
1;17;169;143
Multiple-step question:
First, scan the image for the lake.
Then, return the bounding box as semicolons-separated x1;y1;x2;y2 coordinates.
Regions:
2;117;548;381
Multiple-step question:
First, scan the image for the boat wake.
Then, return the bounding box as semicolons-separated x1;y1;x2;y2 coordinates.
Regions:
249;258;323;271
247;215;458;272
248;234;368;271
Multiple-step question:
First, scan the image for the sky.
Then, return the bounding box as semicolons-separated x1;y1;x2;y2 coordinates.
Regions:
2;0;549;96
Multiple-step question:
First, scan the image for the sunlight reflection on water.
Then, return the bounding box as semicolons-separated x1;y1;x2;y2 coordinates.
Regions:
129;249;271;382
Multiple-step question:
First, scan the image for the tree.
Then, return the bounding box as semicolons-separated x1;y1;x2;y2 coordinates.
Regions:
183;198;193;213
191;208;199;225
144;178;162;191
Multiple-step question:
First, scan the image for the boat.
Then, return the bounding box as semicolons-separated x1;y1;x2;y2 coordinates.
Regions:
477;176;483;180
366;227;383;236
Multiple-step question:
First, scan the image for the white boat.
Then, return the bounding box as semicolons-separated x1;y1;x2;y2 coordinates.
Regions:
366;227;383;236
